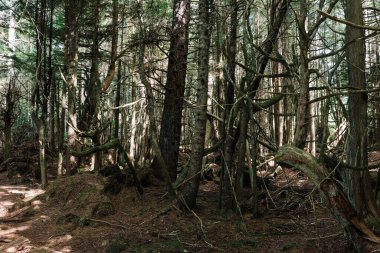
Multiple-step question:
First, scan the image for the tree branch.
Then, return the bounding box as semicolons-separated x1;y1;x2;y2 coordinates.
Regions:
317;10;380;31
71;138;143;195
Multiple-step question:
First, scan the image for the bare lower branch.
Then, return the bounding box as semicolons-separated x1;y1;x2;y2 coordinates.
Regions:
317;10;380;31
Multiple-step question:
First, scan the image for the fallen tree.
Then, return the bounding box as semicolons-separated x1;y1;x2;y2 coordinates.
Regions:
275;145;380;250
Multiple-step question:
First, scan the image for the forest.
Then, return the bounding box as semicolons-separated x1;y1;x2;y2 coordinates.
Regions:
0;0;380;252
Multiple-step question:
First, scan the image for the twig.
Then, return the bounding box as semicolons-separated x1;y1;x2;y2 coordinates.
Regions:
317;10;380;31
86;218;128;229
307;232;343;241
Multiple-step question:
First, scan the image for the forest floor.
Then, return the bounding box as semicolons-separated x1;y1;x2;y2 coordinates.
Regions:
0;149;359;252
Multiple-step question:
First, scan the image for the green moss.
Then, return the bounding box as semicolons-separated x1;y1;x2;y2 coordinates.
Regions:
281;242;298;251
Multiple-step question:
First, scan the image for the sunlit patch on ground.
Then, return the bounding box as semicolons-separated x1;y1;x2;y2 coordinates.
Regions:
0;225;30;237
0;184;45;218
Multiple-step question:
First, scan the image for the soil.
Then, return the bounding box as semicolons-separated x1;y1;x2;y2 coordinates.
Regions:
0;164;358;253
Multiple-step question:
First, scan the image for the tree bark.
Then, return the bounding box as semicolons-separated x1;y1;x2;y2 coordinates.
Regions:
47;0;55;150
219;0;239;211
152;0;191;181
293;0;310;149
31;0;49;188
180;0;211;209
136;19;176;198
344;0;380;219
219;0;290;211
4;0;17;160
64;0;79;174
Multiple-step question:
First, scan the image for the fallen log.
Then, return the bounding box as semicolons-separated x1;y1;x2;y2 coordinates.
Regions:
275;145;380;245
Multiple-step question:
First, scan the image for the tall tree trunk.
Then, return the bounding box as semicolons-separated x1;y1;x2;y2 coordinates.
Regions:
48;0;55;150
85;0;101;171
113;53;122;164
344;0;378;216
180;0;211;209
219;0;290;211
137;34;176;200
64;0;79;174
344;0;380;250
4;0;17;160
113;1;123;141
32;0;48;188
152;0;191;181
219;0;239;211
293;0;310;149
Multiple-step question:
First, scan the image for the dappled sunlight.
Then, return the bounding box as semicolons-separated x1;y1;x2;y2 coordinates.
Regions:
1;237;31;253
0;200;14;206
31;200;42;210
55;246;73;253
0;225;30;237
22;188;44;202
38;215;52;222
0;183;45;220
0;186;44;201
47;234;73;248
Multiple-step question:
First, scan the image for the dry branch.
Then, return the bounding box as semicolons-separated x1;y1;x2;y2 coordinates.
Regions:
71;138;143;195
317;10;380;31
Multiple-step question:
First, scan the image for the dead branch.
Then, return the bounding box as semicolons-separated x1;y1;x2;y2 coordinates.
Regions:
71;138;144;195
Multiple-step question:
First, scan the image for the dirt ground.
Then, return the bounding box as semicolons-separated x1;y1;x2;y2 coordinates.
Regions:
0;162;361;253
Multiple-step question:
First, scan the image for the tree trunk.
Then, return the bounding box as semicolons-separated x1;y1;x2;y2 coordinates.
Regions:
234;105;249;206
48;0;55;150
64;0;79;174
344;0;379;218
136;17;176;198
31;0;48;188
180;0;211;209
38;123;47;188
4;0;17;160
152;0;191;181
293;0;310;149
219;0;290;211
219;0;239;211
4;82;14;160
